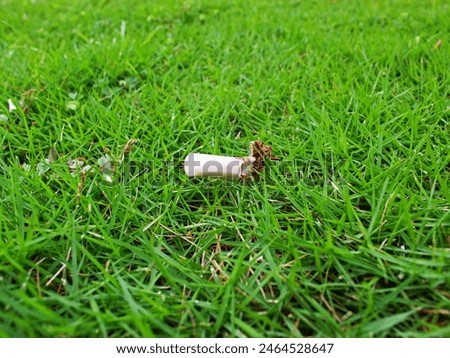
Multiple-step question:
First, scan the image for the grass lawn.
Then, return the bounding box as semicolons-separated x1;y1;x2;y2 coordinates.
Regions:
0;0;449;338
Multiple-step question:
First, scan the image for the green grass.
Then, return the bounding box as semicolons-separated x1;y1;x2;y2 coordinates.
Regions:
0;0;449;338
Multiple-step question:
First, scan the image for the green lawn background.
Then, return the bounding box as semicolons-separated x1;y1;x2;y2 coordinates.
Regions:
0;0;449;337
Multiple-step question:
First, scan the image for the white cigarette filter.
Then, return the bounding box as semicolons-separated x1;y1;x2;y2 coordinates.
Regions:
184;153;256;179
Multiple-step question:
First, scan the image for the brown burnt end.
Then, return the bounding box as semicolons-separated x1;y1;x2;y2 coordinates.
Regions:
248;140;278;178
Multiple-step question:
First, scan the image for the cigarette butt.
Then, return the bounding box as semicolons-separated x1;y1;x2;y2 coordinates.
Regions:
184;153;255;179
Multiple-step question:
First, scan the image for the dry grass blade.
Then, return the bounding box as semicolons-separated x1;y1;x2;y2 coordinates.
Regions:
119;139;137;164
